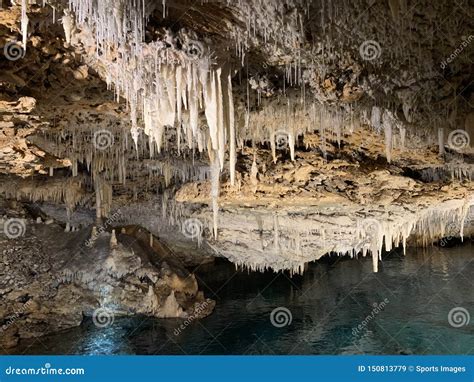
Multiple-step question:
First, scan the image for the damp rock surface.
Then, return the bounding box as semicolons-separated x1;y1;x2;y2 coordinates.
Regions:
0;216;214;349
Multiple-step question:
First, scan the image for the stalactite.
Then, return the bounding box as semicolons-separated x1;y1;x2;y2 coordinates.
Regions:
270;128;277;164
273;213;279;251
383;110;394;163
210;154;220;240
250;157;258;192
216;68;225;170
21;0;28;51
399;126;406;151
94;174;112;220
61;9;75;45
371;106;381;132
438;127;445;155
228;71;236;186
94;175;102;221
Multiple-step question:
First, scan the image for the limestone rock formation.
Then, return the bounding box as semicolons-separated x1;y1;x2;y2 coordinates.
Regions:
0;0;473;344
0;208;213;348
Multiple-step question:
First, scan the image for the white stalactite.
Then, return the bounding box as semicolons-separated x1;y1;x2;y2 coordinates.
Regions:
228;71;236;185
62;9;75;45
383;110;393;163
438;127;445;155
21;0;29;51
210;155;220;239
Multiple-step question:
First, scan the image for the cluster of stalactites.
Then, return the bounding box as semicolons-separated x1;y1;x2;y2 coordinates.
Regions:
38;0;405;178
338;198;473;273
55;1;237;182
68;0;148;58
243;100;408;164
211;197;474;275
227;0;307;64
94;173;112;219
0;176;86;212
35;126;212;188
367;106;406;163
141;62;236;184
244;101;354;162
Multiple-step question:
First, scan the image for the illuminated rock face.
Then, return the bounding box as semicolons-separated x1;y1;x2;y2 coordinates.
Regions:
0;215;214;349
0;0;473;279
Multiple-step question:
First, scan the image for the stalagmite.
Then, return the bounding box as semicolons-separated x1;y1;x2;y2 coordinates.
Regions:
110;229;117;248
90;226;97;243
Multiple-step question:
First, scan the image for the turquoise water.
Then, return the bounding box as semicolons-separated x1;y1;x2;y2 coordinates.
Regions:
10;244;474;355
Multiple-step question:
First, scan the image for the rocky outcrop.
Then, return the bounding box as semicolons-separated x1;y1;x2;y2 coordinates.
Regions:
0;204;214;349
